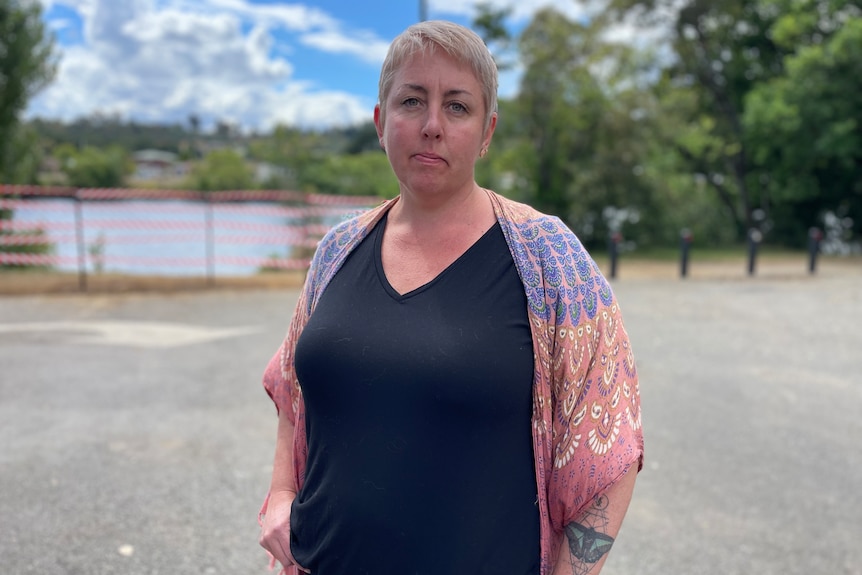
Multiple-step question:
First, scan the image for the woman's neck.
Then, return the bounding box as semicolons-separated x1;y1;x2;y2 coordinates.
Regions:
389;184;494;238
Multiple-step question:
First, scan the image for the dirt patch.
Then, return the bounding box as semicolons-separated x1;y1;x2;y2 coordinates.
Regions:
1;255;858;295
596;254;861;282
0;270;307;295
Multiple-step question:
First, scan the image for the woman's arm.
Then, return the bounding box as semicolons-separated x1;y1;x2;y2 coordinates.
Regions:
551;466;637;575
259;408;308;572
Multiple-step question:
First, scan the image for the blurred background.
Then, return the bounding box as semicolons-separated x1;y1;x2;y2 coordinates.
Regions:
2;0;860;270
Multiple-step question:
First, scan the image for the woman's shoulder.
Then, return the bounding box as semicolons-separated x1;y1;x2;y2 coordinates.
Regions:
318;199;394;250
307;198;395;283
489;191;582;245
490;190;612;306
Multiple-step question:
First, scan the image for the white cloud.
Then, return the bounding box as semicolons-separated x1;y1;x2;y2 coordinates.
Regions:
430;0;596;23
46;17;74;32
28;0;673;131
27;0;386;130
299;30;390;65
37;0;93;14
207;0;337;32
261;87;373;131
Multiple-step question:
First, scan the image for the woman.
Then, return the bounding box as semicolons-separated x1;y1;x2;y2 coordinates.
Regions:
259;20;643;575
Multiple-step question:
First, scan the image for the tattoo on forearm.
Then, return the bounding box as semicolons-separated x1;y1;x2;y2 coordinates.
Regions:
564;494;615;575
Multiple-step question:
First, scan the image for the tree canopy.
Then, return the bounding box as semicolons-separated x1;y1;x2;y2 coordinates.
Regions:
601;0;861;247
10;0;862;252
0;0;55;183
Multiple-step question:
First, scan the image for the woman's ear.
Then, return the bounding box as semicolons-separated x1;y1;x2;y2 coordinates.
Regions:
481;112;498;154
374;104;385;149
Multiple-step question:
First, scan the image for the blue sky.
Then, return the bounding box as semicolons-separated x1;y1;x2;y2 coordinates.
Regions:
28;1;622;132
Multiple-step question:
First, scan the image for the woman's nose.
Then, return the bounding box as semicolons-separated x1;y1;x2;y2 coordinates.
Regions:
422;109;443;139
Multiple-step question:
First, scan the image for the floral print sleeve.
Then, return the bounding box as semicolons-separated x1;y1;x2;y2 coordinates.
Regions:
492;193;643;574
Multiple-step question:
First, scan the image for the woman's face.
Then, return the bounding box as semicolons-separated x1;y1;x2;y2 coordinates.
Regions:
374;49;496;202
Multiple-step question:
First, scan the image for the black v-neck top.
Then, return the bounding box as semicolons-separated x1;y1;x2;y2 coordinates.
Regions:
291;213;539;575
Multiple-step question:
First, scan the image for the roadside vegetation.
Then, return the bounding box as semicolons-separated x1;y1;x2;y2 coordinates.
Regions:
2;0;860;267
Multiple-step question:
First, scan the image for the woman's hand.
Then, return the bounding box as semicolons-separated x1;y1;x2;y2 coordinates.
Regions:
259;489;310;573
261;408;309;573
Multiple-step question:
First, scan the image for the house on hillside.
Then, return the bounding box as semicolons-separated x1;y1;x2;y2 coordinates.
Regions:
253;162;291;186
132;149;189;182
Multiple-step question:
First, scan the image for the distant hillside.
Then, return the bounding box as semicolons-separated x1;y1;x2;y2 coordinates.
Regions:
29;116;194;155
27;116;381;157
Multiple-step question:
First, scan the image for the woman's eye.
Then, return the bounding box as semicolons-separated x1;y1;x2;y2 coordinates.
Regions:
403;97;420;107
448;102;467;113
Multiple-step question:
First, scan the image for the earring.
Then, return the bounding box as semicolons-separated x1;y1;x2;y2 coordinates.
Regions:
479;146;488;158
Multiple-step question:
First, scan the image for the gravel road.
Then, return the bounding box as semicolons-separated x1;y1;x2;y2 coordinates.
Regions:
1;265;860;574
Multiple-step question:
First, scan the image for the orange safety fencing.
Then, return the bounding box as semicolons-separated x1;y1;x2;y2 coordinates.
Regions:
0;184;381;281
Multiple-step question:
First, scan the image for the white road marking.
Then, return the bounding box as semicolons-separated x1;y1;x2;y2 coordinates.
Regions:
0;321;260;348
117;544;135;557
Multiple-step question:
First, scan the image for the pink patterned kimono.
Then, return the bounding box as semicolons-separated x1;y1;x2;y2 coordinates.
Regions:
261;190;644;575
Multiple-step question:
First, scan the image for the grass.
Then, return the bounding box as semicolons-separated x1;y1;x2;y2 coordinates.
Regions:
0;251;858;296
0;269;307;296
621;244;812;262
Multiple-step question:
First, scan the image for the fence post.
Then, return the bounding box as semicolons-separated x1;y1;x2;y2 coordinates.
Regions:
808;227;823;274
680;228;693;279
205;197;215;287
747;228;762;276
73;193;87;292
608;232;622;279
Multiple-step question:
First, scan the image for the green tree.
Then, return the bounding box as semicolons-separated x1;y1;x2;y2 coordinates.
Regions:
472;2;515;71
247;125;320;190
187;148;255;191
508;8;664;247
341;121;382;155
3;123;42;184
639;79;743;246
300;151;398;198
62;145;132;188
0;0;56;182
743;1;862;245
607;0;787;240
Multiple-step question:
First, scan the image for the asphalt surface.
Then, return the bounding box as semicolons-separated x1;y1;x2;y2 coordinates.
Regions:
1;268;860;575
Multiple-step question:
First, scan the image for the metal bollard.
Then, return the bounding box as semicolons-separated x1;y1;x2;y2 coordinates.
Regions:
808;227;823;274
680;228;693;278
747;228;762;276
608;232;622;279
205;200;215;287
73;195;88;292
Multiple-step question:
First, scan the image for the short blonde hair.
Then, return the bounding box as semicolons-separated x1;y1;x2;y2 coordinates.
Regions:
378;20;498;129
